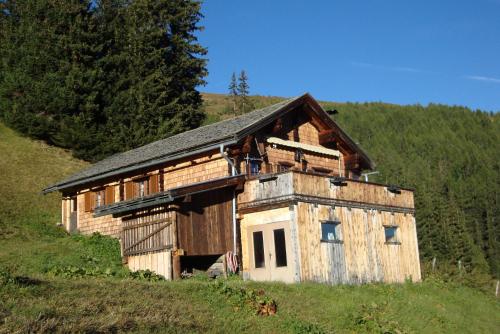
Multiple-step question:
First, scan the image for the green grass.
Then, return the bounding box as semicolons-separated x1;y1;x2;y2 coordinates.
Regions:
1;120;499;333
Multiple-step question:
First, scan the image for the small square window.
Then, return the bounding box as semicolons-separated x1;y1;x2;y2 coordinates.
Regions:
321;221;342;242
250;160;261;175
384;226;399;244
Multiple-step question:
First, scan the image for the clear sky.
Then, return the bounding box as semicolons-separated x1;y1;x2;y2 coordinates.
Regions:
198;0;500;112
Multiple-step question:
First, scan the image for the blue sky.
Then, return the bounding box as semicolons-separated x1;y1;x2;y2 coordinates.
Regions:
198;0;500;112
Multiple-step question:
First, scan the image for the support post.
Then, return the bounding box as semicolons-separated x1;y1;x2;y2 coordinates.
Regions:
173;254;181;280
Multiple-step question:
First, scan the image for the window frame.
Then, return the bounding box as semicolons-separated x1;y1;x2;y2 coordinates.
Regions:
320;220;343;243
384;225;400;245
94;189;105;209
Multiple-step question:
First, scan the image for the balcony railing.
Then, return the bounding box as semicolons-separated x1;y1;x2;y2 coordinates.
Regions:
238;171;414;213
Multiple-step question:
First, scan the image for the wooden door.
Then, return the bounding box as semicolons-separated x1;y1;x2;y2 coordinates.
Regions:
247;221;295;283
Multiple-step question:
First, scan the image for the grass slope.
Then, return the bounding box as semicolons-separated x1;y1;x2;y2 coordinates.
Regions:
0;122;499;333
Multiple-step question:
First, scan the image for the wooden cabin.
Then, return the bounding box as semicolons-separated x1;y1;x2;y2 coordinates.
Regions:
44;93;421;284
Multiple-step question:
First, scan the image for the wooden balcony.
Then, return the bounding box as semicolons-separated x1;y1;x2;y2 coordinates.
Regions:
238;171;414;213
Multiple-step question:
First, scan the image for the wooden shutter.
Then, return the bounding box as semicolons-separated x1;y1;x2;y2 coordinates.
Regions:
105;186;115;205
159;172;164;192
149;174;159;194
125;181;134;200
84;192;91;212
90;192;96;211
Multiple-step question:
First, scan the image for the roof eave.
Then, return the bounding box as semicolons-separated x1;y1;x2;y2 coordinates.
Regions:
42;137;239;194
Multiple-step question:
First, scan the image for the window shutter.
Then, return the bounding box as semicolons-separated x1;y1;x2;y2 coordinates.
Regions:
90;191;96;211
105;186;115;205
125;181;134;200
149;174;159;194
159;172;164;192
84;192;91;212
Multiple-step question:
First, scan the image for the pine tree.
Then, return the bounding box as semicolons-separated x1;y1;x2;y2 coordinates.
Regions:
237;70;250;114
228;72;238;115
93;0;207;161
0;0;208;162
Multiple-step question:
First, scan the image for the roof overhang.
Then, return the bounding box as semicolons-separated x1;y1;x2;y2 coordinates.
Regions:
42;138;239;194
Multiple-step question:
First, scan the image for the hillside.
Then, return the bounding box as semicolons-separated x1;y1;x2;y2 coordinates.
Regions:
1;120;499;333
202;93;500;278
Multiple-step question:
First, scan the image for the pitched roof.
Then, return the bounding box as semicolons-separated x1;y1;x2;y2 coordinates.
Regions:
43;93;373;194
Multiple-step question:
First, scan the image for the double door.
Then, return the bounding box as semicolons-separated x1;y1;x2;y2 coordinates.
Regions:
247;221;295;283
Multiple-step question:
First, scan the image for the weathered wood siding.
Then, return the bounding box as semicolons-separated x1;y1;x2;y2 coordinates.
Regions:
296;203;421;284
126;250;172;279
238;172;414;210
265;146;345;176
76;185;122;237
238;171;420;284
163;152;229;190
177;189;234;256
121;206;174;256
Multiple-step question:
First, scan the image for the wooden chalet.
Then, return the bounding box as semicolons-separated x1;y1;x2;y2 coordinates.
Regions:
44;94;421;284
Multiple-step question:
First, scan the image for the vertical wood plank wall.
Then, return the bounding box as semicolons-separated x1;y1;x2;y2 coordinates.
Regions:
126;250;172;280
177;189;234;256
121;206;174;256
296;203;421;284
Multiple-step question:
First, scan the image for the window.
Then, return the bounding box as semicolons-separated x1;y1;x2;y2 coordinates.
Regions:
250;160;261;175
384;226;399;244
253;231;265;268
139;180;146;197
95;190;105;208
321;220;342;242
70;197;77;212
134;178;149;198
277;161;293;173
273;228;288;267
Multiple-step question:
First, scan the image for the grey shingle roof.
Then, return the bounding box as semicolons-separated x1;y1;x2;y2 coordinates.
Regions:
43;95;302;193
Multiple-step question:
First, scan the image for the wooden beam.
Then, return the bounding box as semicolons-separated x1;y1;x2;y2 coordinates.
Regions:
345;153;360;170
241;135;254;154
318;129;337;145
123;221;173;253
272;118;283;134
122;217;171;231
172;254;181;280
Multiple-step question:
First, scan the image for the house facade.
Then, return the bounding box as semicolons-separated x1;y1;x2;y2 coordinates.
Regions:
44;94;421;283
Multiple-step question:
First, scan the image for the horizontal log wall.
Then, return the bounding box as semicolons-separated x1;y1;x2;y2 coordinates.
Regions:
126;250;172;280
296;203;421;284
